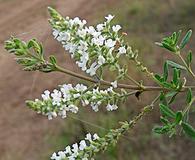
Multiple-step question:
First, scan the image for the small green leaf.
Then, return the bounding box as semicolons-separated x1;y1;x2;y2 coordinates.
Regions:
162;42;176;52
160;116;170;125
175;111;183;124
186;88;192;104
167;91;178;104
174;30;182;45
162;82;173;89
153;126;170;134
182;122;195;140
154;74;164;83
180;29;192;49
173;68;179;85
163;61;169;81
49;55;57;65
166;60;186;70
186;50;192;67
160;103;176;118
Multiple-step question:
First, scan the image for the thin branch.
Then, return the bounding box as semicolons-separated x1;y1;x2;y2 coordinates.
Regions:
178;53;195;79
54;64;195;92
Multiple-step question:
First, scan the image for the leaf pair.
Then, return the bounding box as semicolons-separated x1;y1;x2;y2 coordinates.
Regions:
156;30;192;53
4;37;57;73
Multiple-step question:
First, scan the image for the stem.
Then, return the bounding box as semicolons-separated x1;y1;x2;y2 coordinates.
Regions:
54;64;195;92
178;53;195;79
183;96;195;114
125;74;144;89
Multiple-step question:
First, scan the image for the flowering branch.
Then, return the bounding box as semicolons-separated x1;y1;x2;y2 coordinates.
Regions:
51;95;159;160
4;6;195;160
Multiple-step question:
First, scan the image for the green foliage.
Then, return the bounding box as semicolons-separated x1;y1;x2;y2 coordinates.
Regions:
180;30;192;49
182;122;195;140
4;37;57;72
156;29;192;53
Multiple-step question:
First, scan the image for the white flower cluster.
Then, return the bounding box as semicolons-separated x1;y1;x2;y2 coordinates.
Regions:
51;133;99;160
27;83;121;120
51;14;127;77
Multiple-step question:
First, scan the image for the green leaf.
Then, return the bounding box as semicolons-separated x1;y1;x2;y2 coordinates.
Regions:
153;126;170;134
162;42;176;52
160;103;176;118
175;111;183;124
186;50;192;67
172;68;178;84
186;88;192;104
166;60;186;70
49;55;57;65
174;30;182;45
154;74;164;83
163;61;169;81
160;116;170;125
159;92;168;106
167;91;178;104
162;82;173;89
182;122;195;140
180;29;192;49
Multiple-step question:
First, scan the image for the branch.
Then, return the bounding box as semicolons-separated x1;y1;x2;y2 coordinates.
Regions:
54;64;195;92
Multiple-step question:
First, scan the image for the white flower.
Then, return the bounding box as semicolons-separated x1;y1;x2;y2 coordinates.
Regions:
63;43;77;54
73;93;81;98
106;103;118;111
96;23;104;31
41;90;50;100
78;41;88;51
51;133;99;160
58;109;67;118
53;29;60;39
64;146;72;154
51;152;58;160
61;84;73;94
75;84;87;92
92;35;105;46
58;151;66;159
76;51;89;71
98;55;106;65
57;32;71;42
87;26;96;35
86;62;100;76
51;89;62;106
107;86;113;92
85;133;92;142
105;39;116;48
91;103;99;112
73;17;81;25
82;99;89;106
93;133;99;140
79;140;87;150
77;29;87;38
105;14;114;22
92;31;101;38
68;104;78;113
111;80;117;88
72;143;79;153
112;25;121;32
118;46;126;55
47;111;57;120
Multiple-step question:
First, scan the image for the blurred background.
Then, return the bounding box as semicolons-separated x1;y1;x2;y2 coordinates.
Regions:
0;0;195;159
